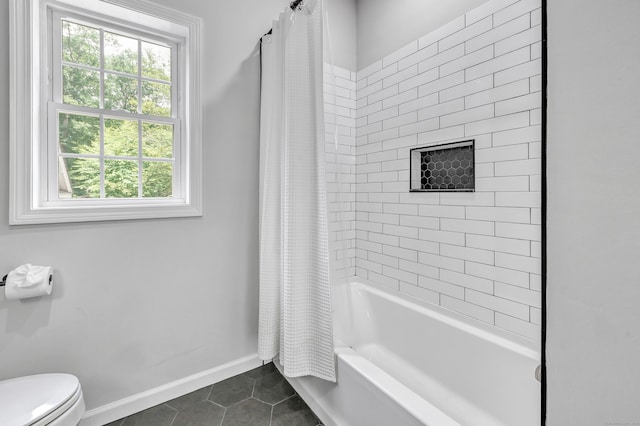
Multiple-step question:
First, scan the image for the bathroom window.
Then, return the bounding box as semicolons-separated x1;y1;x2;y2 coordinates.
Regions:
9;0;202;224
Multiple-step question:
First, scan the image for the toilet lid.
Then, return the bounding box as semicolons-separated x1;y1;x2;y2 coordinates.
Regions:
0;373;80;426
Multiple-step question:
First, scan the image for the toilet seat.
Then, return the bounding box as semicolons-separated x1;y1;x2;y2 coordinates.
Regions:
34;384;84;426
0;373;85;426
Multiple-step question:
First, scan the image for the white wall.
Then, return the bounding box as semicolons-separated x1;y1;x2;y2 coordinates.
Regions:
0;0;290;412
356;0;488;70
547;0;640;423
354;0;542;341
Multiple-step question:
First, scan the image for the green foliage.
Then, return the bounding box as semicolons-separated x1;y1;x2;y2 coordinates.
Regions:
142;81;171;117
143;162;173;198
66;119;173;198
63;66;100;107
104;160;139;198
60;20;174;199
142;41;171;81
63;21;100;67
59;113;100;154
64;158;101;198
104;118;138;157
63;22;100;108
143;122;173;158
104;74;138;113
104;32;138;75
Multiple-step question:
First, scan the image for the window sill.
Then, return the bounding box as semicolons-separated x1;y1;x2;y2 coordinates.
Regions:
10;201;202;225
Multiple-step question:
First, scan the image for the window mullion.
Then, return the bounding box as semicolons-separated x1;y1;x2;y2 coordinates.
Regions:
51;11;63;103
50;102;179;124
100;115;105;198
171;41;178;119
47;104;58;201
99;28;104;109
138;120;143;198
171;44;180;198
137;39;142;115
99;28;106;199
137;39;143;197
174;120;182;199
49;13;64;202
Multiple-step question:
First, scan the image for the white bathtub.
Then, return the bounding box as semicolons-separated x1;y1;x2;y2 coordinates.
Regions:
277;278;541;426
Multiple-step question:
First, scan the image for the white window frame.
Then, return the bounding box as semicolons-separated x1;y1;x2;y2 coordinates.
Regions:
9;0;202;224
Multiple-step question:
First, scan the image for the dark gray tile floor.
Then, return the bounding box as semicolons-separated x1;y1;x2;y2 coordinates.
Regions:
104;363;323;426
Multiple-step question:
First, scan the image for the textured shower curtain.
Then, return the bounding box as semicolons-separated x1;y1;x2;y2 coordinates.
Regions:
258;0;336;382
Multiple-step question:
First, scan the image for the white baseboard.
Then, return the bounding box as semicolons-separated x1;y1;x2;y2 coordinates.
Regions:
80;354;262;426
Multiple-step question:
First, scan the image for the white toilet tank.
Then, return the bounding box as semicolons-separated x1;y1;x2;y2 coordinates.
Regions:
0;373;85;426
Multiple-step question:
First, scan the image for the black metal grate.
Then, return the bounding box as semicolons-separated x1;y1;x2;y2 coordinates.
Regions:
410;140;474;192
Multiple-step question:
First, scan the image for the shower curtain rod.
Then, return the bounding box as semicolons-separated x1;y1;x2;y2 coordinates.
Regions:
261;0;304;39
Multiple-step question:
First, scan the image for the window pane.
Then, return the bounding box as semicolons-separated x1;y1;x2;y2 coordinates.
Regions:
62;21;100;68
104;118;139;157
60;157;101;199
104;32;138;75
142;81;171;117
63;65;100;107
142;122;173;158
104;73;138;113
59;112;100;155
143;161;173;198
105;160;139;198
142;42;171;81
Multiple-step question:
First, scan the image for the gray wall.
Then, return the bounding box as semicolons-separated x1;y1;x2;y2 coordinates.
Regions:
0;0;288;411
0;0;356;413
326;0;357;71
547;0;640;423
356;0;487;70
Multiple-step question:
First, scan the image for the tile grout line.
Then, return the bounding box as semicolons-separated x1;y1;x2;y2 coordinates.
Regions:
167;408;178;426
218;407;227;426
269;405;274;426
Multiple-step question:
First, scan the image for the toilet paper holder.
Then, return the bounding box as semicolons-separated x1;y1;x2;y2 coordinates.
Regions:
0;273;53;287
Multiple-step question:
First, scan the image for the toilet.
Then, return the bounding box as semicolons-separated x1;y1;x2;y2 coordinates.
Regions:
0;374;85;426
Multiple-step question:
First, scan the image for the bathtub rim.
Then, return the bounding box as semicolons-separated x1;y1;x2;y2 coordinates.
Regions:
275;347;462;426
336;277;540;361
273;358;338;426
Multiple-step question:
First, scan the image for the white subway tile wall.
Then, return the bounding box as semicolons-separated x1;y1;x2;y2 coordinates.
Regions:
324;64;357;281
351;0;542;341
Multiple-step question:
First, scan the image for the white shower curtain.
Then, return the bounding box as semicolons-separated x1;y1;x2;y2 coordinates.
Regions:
258;0;336;382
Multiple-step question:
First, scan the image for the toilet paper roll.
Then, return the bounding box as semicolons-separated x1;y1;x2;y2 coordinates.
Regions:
4;264;53;300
